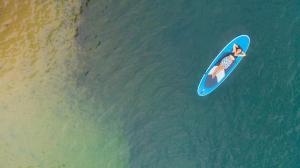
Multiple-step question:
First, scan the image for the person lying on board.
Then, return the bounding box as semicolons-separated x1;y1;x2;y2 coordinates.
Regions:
211;44;246;78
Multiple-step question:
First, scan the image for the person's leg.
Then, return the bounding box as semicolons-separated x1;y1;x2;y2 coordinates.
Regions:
211;65;224;78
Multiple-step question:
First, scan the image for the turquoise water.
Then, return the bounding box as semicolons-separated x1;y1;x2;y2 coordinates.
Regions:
1;0;299;167
77;0;300;167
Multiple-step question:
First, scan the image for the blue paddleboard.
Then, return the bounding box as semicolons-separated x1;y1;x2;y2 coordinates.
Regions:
197;35;250;96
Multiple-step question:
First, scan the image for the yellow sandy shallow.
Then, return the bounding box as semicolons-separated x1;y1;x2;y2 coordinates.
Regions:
0;1;129;167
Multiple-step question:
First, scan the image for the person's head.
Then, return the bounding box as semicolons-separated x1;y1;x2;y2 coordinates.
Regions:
235;45;243;56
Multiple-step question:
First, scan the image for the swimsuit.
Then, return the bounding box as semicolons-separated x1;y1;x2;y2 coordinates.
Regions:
220;55;234;69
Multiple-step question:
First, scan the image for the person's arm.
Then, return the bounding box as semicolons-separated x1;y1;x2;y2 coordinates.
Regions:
239;52;246;57
233;44;238;53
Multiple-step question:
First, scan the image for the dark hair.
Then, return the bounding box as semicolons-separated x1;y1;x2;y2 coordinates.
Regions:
236;45;243;51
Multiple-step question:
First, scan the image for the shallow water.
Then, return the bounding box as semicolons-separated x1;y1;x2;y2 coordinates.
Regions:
0;1;128;168
1;0;300;167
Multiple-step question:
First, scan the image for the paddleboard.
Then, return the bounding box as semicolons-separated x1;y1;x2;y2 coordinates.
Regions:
197;35;250;96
